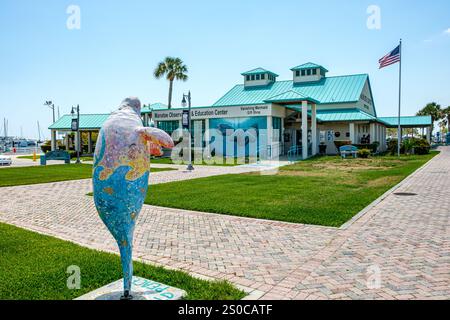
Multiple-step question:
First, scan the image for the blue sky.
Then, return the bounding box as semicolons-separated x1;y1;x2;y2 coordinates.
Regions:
0;0;449;139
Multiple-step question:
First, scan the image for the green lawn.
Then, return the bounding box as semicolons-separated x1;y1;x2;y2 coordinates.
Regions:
0;164;174;187
144;152;437;227
17;155;41;160
0;223;244;300
17;155;93;162
150;157;239;166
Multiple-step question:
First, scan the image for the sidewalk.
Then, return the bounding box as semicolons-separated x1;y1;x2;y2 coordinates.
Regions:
0;147;448;299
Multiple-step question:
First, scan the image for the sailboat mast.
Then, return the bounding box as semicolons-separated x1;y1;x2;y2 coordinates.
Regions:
37;121;41;142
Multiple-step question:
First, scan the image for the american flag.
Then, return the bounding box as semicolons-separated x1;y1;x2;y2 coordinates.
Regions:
379;45;401;69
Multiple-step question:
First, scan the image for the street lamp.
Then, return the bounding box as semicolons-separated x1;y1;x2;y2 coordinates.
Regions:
181;91;194;171
44;101;56;123
71;105;81;164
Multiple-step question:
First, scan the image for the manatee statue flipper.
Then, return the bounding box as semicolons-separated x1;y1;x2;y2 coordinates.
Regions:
136;126;174;156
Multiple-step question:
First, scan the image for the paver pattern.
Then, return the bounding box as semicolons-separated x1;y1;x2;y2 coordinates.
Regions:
0;148;449;300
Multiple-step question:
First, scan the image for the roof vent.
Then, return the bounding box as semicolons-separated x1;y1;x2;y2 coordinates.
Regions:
291;62;328;83
242;68;278;87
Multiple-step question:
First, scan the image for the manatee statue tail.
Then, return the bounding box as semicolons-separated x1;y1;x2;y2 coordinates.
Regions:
118;235;134;300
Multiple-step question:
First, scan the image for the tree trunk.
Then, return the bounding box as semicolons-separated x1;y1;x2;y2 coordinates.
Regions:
168;80;173;109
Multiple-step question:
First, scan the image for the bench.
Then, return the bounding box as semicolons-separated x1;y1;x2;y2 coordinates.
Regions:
339;145;358;159
40;150;71;165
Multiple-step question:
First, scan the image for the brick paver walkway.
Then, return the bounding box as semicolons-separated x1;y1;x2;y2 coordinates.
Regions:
0;148;449;300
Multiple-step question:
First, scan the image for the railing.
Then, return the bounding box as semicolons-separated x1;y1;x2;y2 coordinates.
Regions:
287;145;303;162
1;146;40;155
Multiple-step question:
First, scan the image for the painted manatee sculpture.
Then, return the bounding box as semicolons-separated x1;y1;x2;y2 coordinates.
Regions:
93;97;174;299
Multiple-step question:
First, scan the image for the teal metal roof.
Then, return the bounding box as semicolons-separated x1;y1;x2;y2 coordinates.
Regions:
141;102;168;114
290;62;329;72
264;90;320;104
48;114;110;130
241;67;279;77
213;74;368;107
316;109;377;122
378;116;432;127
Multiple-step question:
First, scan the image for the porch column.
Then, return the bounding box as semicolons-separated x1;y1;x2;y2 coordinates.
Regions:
266;116;273;159
204;118;210;159
65;133;69;150
301;101;308;159
426;126;431;143
311;104;317;155
51;130;57;151
370;123;376;144
349;123;356;144
87;131;93;154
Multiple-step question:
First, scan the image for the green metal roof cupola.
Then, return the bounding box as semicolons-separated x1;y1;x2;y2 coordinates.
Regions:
241;67;278;87
290;62;328;83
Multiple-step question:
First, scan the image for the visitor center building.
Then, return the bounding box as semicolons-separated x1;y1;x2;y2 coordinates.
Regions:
49;62;432;159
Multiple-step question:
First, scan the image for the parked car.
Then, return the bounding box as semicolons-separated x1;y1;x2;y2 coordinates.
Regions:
0;155;12;166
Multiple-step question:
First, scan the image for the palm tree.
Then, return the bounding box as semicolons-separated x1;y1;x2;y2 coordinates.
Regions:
441;106;450;132
154;57;188;109
416;102;443;134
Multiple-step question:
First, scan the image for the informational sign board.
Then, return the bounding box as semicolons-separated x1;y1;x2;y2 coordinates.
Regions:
153;105;272;121
327;130;334;142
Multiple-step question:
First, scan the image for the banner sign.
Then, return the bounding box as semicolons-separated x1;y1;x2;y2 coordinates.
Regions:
71;118;79;131
182;110;189;129
153;105;273;121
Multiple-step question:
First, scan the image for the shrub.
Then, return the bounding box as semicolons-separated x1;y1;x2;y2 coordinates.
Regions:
68;150;77;159
412;138;430;155
387;138;430;155
354;143;378;153
41;145;51;153
358;148;371;158
334;140;352;150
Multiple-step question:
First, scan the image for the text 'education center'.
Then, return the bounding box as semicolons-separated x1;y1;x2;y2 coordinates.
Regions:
49;62;432;158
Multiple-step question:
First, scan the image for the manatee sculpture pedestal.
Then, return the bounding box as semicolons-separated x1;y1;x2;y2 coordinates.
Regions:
75;276;186;300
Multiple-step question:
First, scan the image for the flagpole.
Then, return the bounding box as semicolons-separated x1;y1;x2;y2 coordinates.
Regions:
397;39;402;156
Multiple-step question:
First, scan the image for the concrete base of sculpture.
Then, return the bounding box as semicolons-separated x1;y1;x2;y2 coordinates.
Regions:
75;276;186;300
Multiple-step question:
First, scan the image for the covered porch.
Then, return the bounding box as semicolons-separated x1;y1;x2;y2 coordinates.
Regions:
316;109;388;154
48;114;109;154
378;116;433;143
265;92;320;160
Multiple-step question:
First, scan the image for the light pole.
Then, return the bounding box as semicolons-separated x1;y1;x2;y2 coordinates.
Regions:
71;105;81;164
181;91;194;171
44;101;55;123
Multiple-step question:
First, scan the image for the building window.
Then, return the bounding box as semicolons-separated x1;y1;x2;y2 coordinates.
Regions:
261;74;265;80
251;75;255;80
301;70;306;76
296;70;300;77
312;69;317;75
246;75;250;81
307;69;311;76
256;74;260;80
272;117;282;142
157;120;179;136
